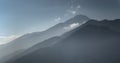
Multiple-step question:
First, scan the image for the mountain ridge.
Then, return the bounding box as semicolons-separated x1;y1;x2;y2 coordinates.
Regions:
6;19;120;63
0;15;90;62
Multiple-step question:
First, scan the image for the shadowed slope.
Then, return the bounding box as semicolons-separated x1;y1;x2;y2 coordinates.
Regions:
7;19;120;63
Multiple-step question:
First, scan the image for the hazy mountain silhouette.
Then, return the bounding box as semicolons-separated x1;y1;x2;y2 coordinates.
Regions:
7;19;120;63
0;15;89;61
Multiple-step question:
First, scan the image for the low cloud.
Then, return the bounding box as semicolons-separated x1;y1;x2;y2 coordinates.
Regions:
67;5;81;15
67;10;77;15
64;21;86;30
76;5;81;9
54;17;61;22
64;23;80;30
70;23;80;28
0;35;19;45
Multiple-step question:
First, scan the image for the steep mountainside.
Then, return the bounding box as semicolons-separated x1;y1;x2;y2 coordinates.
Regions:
7;19;120;63
0;15;89;61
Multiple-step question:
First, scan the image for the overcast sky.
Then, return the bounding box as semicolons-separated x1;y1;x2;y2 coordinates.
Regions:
0;0;120;36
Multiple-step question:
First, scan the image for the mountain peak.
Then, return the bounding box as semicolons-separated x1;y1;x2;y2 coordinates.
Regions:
64;15;89;25
73;15;89;19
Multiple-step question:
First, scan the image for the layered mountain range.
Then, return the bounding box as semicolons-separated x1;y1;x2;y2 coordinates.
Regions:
5;19;120;63
0;15;90;62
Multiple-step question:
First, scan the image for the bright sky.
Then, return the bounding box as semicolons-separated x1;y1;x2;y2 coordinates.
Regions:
0;0;81;45
0;0;120;45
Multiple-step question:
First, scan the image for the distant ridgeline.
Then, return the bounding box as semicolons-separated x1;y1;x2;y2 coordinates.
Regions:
3;19;120;63
0;15;90;62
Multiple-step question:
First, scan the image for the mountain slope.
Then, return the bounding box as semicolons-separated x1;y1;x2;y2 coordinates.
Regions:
0;15;89;60
7;19;120;63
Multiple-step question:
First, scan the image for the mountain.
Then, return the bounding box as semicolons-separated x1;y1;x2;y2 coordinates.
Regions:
6;19;120;63
0;15;89;60
85;19;120;32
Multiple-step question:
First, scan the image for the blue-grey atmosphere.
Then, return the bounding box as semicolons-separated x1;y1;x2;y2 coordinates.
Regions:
0;0;120;44
0;0;120;63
